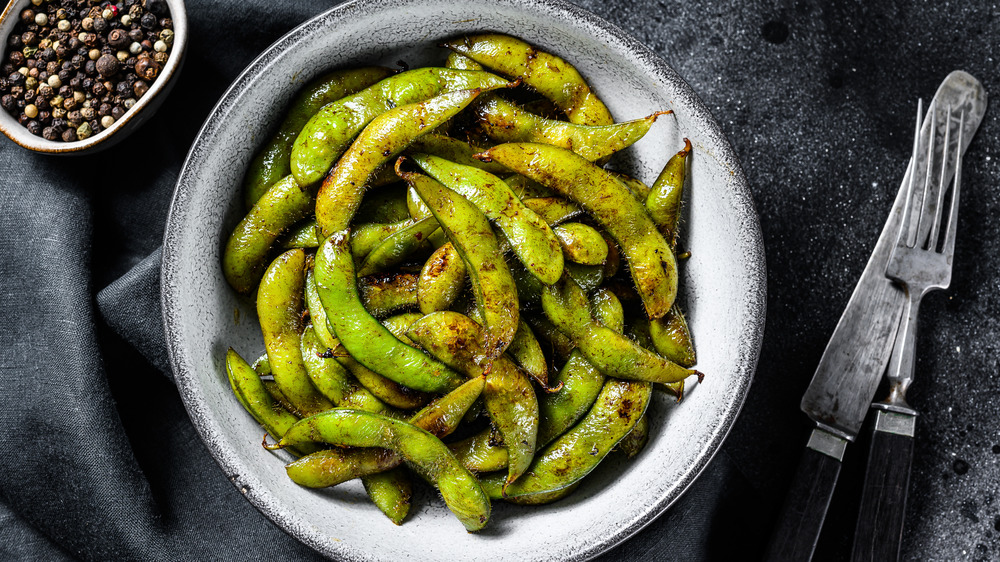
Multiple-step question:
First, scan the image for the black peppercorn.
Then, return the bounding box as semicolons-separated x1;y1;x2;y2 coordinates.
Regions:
38;110;50;122
110;105;123;119
50;118;67;132
71;53;84;67
8;72;24;86
40;50;56;63
98;102;111;116
42;126;58;140
89;118;101;132
46;61;59;75
108;28;128;49
8;51;24;66
159;17;172;28
128;28;143;42
67;36;80;50
69;77;81;89
139;12;157;29
95;54;119;77
1;64;13;76
132;81;148;98
145;0;168;16
26;120;42;135
21;9;35;25
22;31;38;46
61;128;76;142
58;69;72;82
36;96;50;110
92;17;106;33
124;56;136;67
90;81;103;96
115;80;129;96
55;44;68;59
1;95;14;111
23;88;35;102
37;71;48;82
58;84;72;97
10;85;23;99
9;35;23;49
82;32;98;47
84;60;96;74
17;113;29;125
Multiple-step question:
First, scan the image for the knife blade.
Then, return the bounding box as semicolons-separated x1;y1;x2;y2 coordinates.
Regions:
764;71;987;562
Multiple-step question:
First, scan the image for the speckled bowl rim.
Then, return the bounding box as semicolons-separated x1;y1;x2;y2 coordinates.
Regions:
0;0;187;154
162;0;766;559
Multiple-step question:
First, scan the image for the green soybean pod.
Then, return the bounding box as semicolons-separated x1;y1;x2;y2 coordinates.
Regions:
442;34;613;126
617;413;649;459
521;197;583;226
445;51;484;71
525;314;575;361
300;325;387;412
225;348;301;439
406;312;538;488
313;231;465;393
418;242;467;314
502;174;554;199
258;250;334;417
542;276;701;385
363;467;412;525
335;352;431;411
410;153;563;285
223;175;315;295
646;138;692;247
481;142;678;319
350;219;416;261
278;410;491;531
564;261;604;293
243;67;393;208
448;429;509;473
536;287;623;447
480;378;652;500
476;97;665;162
406;184;432;220
402;168;519;359
356;216;440;277
553;222;609;266
353;183;411;225
357;273;419;318
305;268;337;350
648;304;697;368
612;171;652;202
407;134;508;175
504;482;580;505
315;86;507;237
280;219;320;249
467;305;548;389
291;67;510;187
629;319;684;400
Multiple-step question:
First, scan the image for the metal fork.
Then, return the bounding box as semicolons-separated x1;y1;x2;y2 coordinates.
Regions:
851;100;966;562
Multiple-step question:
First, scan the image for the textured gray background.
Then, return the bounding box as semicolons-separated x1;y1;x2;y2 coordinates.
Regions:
0;0;997;560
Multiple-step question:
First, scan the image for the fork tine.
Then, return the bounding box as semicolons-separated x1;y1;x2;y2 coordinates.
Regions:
899;98;924;249
942;109;965;257
912;99;938;248
928;104;953;250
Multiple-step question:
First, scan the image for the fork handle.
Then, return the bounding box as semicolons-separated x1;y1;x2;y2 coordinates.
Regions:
851;410;916;562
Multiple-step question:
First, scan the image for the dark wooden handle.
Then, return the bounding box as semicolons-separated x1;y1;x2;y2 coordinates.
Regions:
851;420;915;562
764;443;843;561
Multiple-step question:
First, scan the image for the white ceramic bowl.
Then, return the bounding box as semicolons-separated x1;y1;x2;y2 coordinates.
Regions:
0;0;187;154
162;0;766;560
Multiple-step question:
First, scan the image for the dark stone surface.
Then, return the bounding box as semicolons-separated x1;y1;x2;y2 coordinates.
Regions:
566;0;1000;559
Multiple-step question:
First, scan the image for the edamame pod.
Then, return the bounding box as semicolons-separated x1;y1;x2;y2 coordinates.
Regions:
481;377;652;499
225;348;301;439
402;167;519;358
363;467;412;525
350;218;416;261
281;218;320;249
564;261;604;293
418;242;467;314
448;429;508;473
278;410;491;531
411;153;563;284
445;51;483;71
503;174;554;199
525;314;574;361
617;414;649;459
305;268;337;350
537;287;623;447
521;197;582;226
284;375;483;489
292;68;510;186
476;97;664;161
542;276;701;385
313;232;465;393
443;34;613;126
300;325;387;412
406;185;432;220
629;319;684;400
357;273;419;317
223;175;315;295
258;250;333;416
480;143;678;318
353;183;411;225
406;312;538;488
467;306;549;389
408;134;508;174
648;304;697;368
356;216;440;277
243;67;393;208
646;138;692;247
612;171;652;202
315;86;508;237
553;222;608;265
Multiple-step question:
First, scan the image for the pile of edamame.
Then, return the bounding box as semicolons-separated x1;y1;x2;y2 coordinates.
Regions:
222;33;702;531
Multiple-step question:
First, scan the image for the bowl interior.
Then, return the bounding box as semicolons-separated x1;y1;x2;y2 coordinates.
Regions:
0;0;188;154
162;0;765;560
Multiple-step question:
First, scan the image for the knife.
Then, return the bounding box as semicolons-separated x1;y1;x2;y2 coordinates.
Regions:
763;71;988;562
